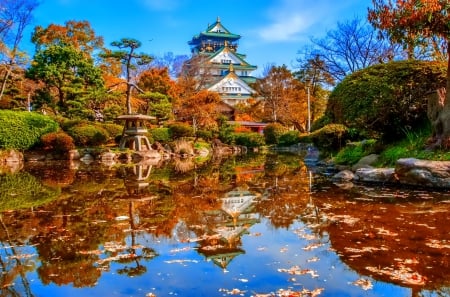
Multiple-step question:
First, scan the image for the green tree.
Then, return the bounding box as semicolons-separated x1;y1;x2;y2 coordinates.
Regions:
101;38;153;114
26;44;104;115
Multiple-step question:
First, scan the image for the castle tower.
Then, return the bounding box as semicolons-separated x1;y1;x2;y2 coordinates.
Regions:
187;17;258;106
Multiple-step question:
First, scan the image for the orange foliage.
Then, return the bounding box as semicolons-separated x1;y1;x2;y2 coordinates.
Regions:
369;0;450;40
32;20;104;55
176;89;221;129
234;126;251;133
235;113;253;121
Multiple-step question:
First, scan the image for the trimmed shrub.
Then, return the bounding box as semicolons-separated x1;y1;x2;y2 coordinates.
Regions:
234;132;265;148
196;129;216;141
150;127;170;142
40;131;75;154
264;123;287;145
67;123;109;146
100;123;123;140
306;124;349;152
168;122;194;139
279;131;301;146
0;110;58;150
326;60;446;141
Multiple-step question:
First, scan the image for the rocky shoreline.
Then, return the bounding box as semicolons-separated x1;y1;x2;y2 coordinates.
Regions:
331;156;450;189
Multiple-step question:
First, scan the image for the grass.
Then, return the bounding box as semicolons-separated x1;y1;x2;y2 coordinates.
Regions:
332;125;450;167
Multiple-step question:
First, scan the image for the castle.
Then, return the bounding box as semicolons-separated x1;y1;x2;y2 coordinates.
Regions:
188;17;258;106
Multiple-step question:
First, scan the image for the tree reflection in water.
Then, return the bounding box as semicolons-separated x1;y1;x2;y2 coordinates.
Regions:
0;152;448;296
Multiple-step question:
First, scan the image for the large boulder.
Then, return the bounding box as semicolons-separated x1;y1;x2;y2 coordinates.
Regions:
395;158;450;189
351;154;379;171
354;168;397;184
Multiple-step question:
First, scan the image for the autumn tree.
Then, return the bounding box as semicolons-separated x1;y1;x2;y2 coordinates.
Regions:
0;0;39;102
31;20;104;57
137;67;177;124
102;38;153;114
175;89;221;131
253;65;311;131
368;0;450;149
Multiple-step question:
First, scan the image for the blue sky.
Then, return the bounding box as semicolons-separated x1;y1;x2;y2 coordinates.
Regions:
29;0;373;76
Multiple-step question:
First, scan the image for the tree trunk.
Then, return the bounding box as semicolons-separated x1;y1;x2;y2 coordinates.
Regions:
428;40;450;150
0;65;12;101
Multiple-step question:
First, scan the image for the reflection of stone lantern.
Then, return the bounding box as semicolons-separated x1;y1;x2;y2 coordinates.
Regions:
117;114;155;151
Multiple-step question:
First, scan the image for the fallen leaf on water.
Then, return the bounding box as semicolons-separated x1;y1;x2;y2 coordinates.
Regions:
219;288;246;295
365;265;426;286
352;278;373;290
307;257;319;263
275;287;324;297
115;216;129;221
425;239;450;249
302;243;323;251
278;265;319;278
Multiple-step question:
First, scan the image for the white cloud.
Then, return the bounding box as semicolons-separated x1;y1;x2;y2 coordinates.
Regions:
258;14;310;42
254;0;367;43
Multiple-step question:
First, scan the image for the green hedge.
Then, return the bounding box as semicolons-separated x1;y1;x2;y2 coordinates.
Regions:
302;124;349;152
150;127;170;142
67;123;109;146
234;132;265;148
326;60;446;141
0;110;58;150
279;131;300;146
264;123;287;145
168;122;194;139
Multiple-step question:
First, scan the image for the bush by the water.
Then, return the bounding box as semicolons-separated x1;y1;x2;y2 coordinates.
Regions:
0;110;58;150
324;60;446;141
168;122;194;139
264;123;287;145
301;124;349;152
234;132;265;148
40;131;75;154
150;127;170;142
279;131;301;146
67;123;109;146
60;120;122;147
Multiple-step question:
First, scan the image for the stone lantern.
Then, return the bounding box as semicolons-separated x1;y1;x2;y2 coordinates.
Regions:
117;114;155;151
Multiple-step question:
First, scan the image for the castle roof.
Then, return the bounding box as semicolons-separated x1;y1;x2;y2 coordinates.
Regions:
188;17;241;47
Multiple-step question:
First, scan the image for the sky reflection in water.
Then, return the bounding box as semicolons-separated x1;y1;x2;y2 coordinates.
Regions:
0;153;449;297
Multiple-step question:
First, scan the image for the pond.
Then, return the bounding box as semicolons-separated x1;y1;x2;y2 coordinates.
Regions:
0;152;449;297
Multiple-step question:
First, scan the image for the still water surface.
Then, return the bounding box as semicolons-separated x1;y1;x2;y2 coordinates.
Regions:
0;153;449;297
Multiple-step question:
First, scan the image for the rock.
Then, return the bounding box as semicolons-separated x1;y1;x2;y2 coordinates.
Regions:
331;170;355;182
100;151;116;161
3;150;24;163
131;150;162;162
68;149;81;160
395;158;450;188
352;154;379;171
354;168;397;184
